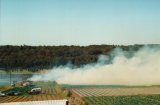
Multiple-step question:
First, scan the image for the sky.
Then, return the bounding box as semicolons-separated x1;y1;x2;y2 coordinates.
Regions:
0;0;160;46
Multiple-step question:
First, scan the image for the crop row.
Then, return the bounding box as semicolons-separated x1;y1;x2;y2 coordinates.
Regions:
0;95;63;103
41;87;56;95
0;88;62;103
83;95;160;105
72;87;160;97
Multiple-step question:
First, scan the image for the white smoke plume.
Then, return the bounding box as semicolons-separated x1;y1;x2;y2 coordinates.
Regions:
29;46;160;85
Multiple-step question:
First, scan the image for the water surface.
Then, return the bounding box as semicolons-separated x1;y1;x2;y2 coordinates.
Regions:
0;74;32;86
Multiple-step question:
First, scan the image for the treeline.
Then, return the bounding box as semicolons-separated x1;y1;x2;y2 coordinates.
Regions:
0;44;148;71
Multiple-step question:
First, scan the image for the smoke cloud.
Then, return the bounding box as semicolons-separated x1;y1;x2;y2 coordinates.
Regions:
29;46;160;85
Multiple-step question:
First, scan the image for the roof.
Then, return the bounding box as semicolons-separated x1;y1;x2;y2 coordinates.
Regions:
0;100;68;105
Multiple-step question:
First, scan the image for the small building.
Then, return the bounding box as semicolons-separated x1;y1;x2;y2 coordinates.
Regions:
0;100;69;105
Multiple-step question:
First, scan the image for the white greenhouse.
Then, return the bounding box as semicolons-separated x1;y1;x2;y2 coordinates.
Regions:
0;100;69;105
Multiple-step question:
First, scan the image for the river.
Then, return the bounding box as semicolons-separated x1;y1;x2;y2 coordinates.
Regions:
0;74;32;86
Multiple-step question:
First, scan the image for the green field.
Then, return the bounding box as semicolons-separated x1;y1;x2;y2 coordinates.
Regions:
63;84;160;89
83;95;160;105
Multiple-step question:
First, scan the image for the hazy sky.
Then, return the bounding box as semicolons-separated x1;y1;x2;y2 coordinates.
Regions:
0;0;160;45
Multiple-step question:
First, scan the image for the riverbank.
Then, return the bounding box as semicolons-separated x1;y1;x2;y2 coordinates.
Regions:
0;69;49;74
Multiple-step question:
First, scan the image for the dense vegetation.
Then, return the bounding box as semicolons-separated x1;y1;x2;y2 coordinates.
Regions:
0;44;155;71
83;95;160;105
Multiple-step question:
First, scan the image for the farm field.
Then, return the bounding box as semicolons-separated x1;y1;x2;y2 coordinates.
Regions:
0;87;64;103
72;87;160;97
0;95;62;103
71;87;160;105
83;95;160;105
0;82;85;105
0;89;85;105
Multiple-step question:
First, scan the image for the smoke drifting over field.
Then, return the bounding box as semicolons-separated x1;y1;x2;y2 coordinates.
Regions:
30;46;160;85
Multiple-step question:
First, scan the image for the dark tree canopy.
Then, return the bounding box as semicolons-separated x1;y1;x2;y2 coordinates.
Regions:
0;44;156;71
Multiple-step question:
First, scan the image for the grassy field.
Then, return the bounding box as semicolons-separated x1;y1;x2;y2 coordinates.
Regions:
0;85;12;92
83;95;160;105
63;84;160;89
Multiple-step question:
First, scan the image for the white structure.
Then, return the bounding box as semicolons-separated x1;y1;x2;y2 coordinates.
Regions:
0;100;69;105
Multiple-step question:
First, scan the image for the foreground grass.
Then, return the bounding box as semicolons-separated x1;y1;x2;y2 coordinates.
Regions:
83;95;160;105
0;85;12;91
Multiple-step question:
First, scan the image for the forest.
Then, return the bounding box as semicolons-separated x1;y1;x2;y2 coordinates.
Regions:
0;44;153;71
